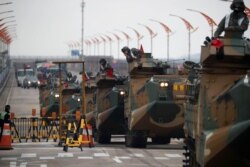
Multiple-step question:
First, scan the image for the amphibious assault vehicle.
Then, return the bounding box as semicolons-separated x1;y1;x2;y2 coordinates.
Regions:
122;47;187;148
183;31;250;167
93;68;127;144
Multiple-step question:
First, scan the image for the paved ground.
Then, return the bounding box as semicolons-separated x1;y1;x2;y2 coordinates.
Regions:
0;139;184;167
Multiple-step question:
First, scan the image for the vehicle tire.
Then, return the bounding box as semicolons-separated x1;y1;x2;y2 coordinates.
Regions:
95;129;111;144
151;136;171;144
125;130;147;148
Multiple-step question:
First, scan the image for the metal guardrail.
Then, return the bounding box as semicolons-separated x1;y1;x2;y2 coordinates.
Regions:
11;117;61;143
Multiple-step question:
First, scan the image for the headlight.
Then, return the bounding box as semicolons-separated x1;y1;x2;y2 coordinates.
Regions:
160;82;168;88
244;75;249;84
28;81;31;84
55;94;59;98
119;90;125;96
77;98;81;102
37;81;40;85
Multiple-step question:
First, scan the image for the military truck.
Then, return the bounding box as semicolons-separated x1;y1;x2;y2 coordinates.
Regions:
183;31;250;167
93;65;127;144
122;47;187;148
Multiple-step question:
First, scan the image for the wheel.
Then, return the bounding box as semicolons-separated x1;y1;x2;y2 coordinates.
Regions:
95;129;111;144
125;130;147;148
152;137;171;144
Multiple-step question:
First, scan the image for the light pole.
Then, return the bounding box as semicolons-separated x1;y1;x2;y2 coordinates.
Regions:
0;10;13;15
0;20;16;28
115;29;132;47
104;34;113;56
150;19;172;61
109;32;121;60
0;16;14;22
138;23;157;54
91;38;96;56
0;2;12;5
94;37;100;55
99;35;107;55
84;39;91;56
81;0;85;60
187;9;217;37
170;14;198;60
127;27;143;48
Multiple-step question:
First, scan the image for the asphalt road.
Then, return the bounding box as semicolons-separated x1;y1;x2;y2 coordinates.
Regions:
0;71;185;167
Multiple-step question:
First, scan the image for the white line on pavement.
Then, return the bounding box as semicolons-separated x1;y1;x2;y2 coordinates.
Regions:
133;153;144;158
40;164;47;167
40;157;55;160
10;161;16;167
165;154;182;158
154;157;169;160
113;157;122;164
58;153;74;157
93;153;110;157
21;153;37;158
78;156;93;159
116;156;131;159
1;157;17;161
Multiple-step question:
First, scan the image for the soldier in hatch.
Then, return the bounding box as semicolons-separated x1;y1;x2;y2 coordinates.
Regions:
214;0;249;38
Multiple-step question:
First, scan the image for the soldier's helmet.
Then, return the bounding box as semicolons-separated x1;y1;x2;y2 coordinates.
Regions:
230;0;245;11
99;58;107;66
5;105;10;112
131;48;142;59
121;46;131;55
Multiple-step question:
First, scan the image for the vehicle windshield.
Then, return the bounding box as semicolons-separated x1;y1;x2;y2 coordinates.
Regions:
17;70;25;76
26;69;34;76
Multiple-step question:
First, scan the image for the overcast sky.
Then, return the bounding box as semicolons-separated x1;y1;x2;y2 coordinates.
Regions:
4;0;250;60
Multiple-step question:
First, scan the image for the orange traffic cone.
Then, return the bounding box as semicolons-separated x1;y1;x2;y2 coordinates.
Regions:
0;123;13;150
82;124;94;147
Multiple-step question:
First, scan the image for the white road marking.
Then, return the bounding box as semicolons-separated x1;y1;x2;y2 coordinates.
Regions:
133;153;144;158
93;153;110;157
10;161;16;167
21;153;37;158
1;157;17;161
40;164;47;167
78;156;93;159
154;157;169;160
58;153;74;157
113;157;122;164
20;162;27;167
116;156;131;159
40;157;55;160
165;153;182;158
113;156;131;164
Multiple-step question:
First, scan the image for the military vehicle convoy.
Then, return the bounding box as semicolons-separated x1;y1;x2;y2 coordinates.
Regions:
122;47;187;148
183;31;250;166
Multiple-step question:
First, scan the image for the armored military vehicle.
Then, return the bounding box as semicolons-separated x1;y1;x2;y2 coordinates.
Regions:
65;74;96;123
93;61;127;144
183;32;250;167
122;47;187;148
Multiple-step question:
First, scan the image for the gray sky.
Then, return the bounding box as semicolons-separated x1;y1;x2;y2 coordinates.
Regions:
5;0;250;60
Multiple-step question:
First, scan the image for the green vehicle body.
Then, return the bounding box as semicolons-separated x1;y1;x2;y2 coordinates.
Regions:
183;31;250;167
125;53;186;148
93;73;126;144
65;77;96;124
